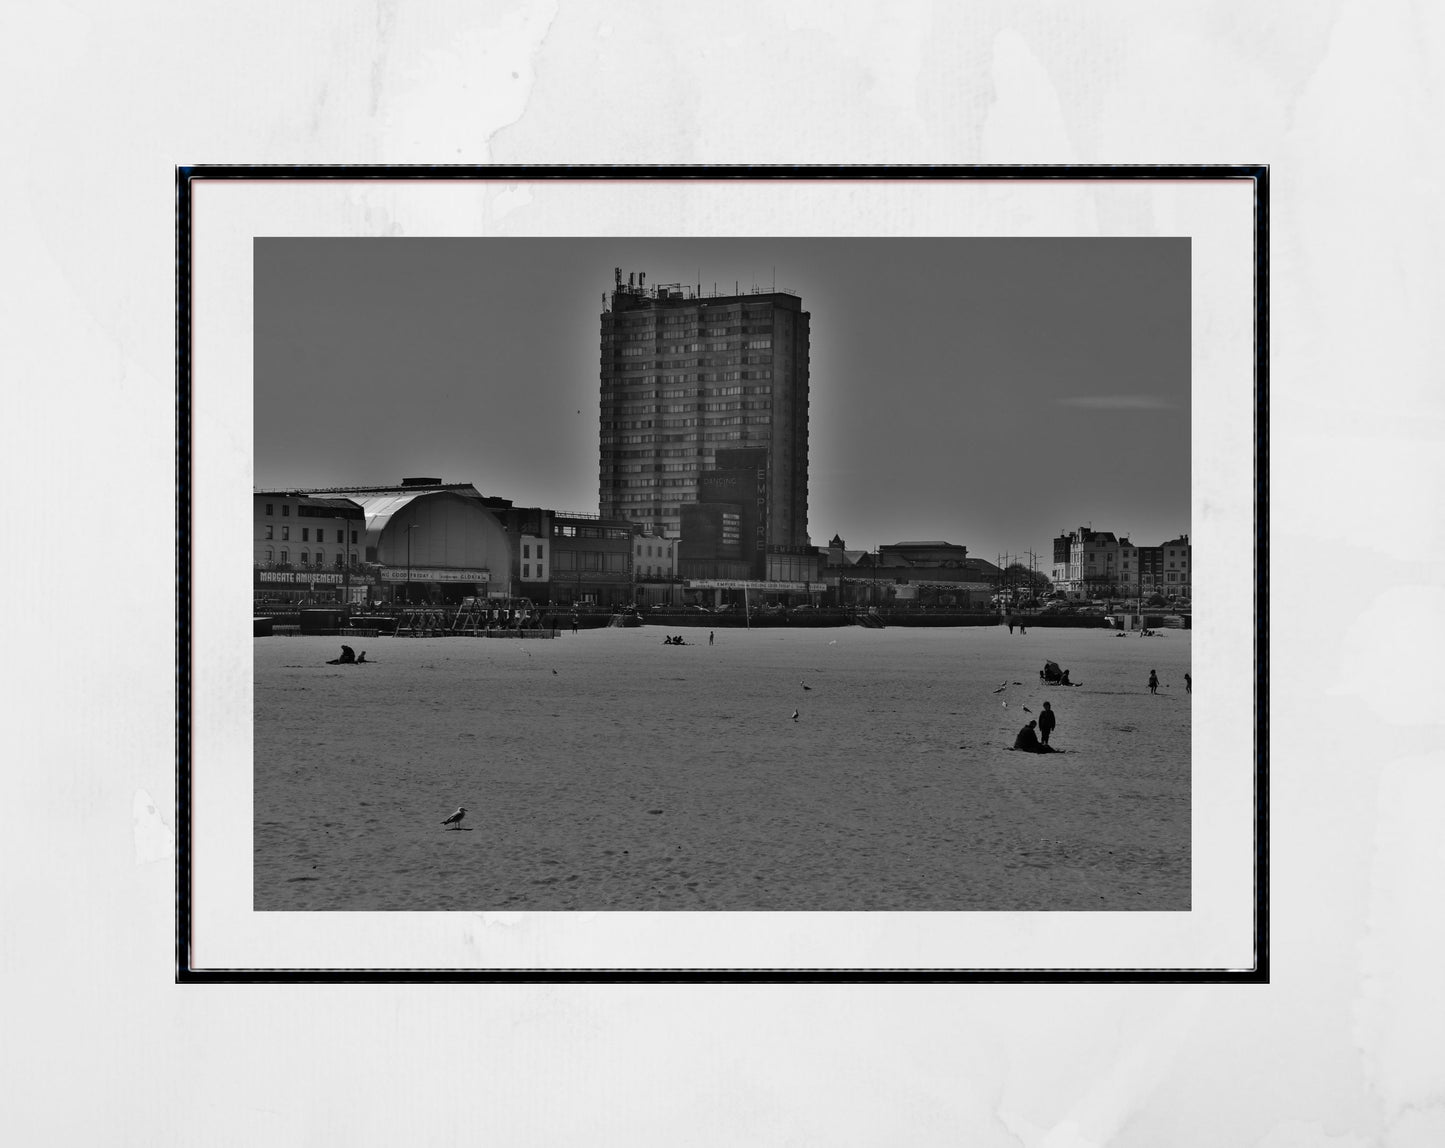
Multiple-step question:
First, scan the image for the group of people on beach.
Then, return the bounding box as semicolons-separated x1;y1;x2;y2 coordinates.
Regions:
1013;662;1189;752
325;645;368;665
1013;701;1059;753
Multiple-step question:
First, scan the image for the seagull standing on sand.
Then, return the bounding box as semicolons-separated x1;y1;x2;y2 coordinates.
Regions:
791;709;800;721
800;680;812;691
441;806;467;830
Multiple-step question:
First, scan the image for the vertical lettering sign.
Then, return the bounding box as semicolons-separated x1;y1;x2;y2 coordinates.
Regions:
755;465;767;571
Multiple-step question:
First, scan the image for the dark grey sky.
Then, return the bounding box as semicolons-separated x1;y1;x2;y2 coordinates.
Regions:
255;237;1189;558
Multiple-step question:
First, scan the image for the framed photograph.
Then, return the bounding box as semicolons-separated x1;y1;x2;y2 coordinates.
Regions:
180;166;1266;981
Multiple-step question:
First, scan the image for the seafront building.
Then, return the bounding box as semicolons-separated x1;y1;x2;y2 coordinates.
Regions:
253;479;641;609
1050;526;1191;601
598;273;813;579
820;536;1000;608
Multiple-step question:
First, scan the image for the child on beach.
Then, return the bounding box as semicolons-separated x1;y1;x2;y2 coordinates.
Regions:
1148;669;1159;694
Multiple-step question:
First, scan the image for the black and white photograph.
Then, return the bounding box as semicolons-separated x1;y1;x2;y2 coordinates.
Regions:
250;234;1197;916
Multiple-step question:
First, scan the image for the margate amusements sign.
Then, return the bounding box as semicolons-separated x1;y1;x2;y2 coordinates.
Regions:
256;570;348;585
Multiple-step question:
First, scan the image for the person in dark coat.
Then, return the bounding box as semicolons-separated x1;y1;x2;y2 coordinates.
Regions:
1148;669;1159;695
1185;672;1191;693
1037;701;1056;746
327;645;356;665
1013;720;1058;753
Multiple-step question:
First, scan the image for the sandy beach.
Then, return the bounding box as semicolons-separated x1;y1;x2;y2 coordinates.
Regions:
255;625;1190;912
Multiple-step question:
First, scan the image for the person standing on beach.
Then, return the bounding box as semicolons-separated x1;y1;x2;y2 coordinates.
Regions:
709;631;714;645
1013;720;1058;754
1038;701;1056;746
1148;669;1159;695
1185;672;1191;693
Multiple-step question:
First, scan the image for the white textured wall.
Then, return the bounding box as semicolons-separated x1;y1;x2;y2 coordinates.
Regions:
4;2;1443;1146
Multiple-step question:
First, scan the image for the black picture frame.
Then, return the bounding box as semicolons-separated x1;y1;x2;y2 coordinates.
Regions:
177;165;1268;984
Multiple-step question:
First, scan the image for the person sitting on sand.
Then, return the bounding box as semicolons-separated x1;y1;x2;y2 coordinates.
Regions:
326;645;356;665
357;651;367;664
1060;669;1072;686
1013;720;1058;753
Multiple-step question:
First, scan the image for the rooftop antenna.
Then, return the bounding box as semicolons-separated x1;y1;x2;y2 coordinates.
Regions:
615;267;622;288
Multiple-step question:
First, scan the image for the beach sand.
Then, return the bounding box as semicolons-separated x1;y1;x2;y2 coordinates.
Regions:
255;626;1190;911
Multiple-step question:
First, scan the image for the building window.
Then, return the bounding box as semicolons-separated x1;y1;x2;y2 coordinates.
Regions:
350;530;358;545
335;554;344;567
537;545;544;562
302;528;310;542
280;550;288;563
523;564;530;578
266;525;274;540
266;503;273;515
301;552;309;564
282;526;290;541
337;530;344;544
266;549;274;561
523;544;530;559
282;505;290;516
315;551;324;565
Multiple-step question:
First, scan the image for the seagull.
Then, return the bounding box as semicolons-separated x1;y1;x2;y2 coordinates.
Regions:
800;680;812;691
791;709;800;721
999;680;1008;688
441;806;467;830
552;669;558;675
1022;706;1032;713
993;686;1006;694
1001;700;1008;708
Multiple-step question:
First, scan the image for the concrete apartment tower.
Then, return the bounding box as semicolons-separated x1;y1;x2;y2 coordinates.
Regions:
598;270;810;550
